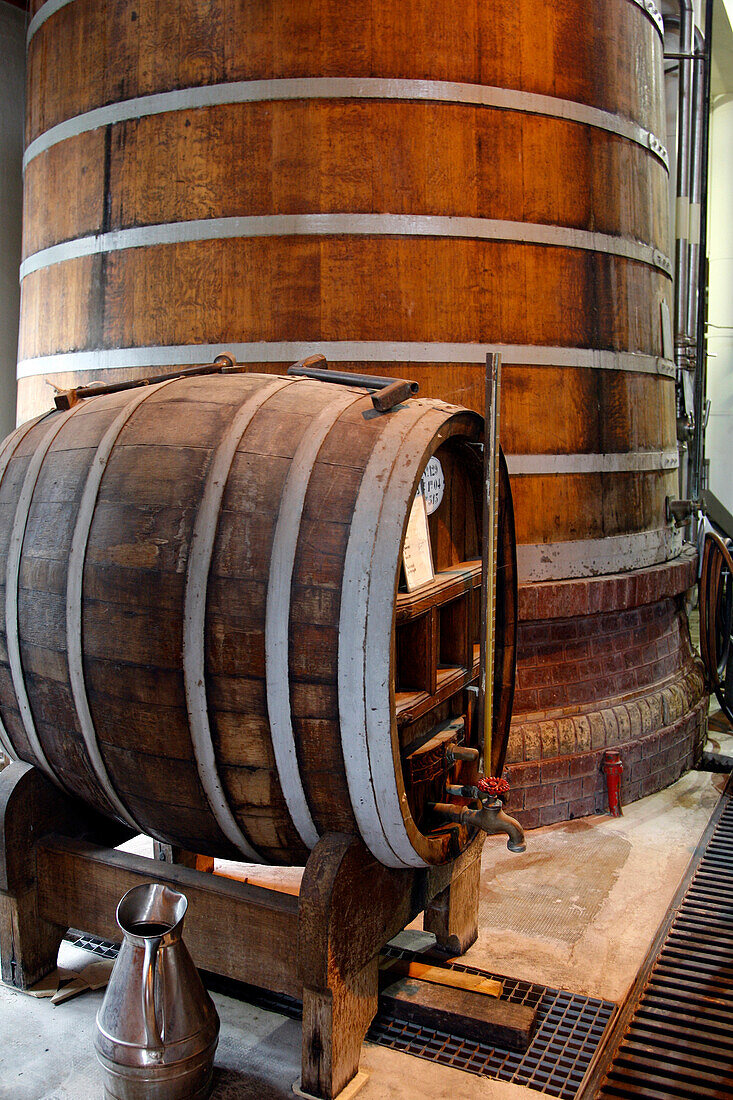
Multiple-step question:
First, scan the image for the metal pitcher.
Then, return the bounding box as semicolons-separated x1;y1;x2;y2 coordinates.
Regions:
95;882;220;1100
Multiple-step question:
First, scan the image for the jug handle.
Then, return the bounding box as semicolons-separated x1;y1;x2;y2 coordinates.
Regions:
142;937;164;1053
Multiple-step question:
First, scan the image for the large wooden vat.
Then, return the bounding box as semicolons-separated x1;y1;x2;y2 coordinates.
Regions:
19;0;677;582
0;372;515;867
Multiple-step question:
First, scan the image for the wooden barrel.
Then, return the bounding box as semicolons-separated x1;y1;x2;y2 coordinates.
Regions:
20;0;676;582
0;371;515;867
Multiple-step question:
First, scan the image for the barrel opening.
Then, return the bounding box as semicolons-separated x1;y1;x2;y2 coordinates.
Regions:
393;434;488;855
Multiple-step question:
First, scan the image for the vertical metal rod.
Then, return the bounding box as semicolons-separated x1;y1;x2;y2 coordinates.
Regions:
691;0;715;509
674;0;694;375
479;353;501;777
686;39;704;347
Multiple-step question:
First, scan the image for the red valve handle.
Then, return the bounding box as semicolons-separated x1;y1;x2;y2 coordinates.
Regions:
477;776;510;799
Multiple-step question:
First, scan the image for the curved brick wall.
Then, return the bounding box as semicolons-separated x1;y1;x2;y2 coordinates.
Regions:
506;547;708;827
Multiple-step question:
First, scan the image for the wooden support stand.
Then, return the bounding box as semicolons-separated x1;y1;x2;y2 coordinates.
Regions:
0;763;485;1099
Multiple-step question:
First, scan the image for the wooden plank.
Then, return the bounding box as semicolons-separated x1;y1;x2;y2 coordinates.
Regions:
0;763;126;989
396;611;434;694
424;838;482;954
299;834;417;1099
396;560;481;622
379;956;503;998
20;239;669;359
26;0;665;140
439;592;470;668
380;977;538;1052
36;835;301;998
405;720;463;760
395;653;480;726
152;842;214;874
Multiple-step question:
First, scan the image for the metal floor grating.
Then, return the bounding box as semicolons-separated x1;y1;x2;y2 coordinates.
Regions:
371;945;615;1098
64;931;615;1098
64;928;120;960
586;772;733;1099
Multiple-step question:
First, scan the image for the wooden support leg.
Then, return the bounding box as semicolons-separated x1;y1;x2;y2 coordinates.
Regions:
298;834;416;1099
0;763;75;988
424;836;484;955
0;761;129;989
301;957;378;1100
0;884;65;989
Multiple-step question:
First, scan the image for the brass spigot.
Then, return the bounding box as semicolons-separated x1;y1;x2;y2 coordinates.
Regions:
462;797;526;853
431;781;526;853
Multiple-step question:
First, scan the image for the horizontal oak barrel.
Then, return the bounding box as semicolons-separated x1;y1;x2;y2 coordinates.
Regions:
0;372;515;867
20;0;676;581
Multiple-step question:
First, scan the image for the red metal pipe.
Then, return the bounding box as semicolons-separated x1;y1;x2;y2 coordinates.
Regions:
602;750;624;817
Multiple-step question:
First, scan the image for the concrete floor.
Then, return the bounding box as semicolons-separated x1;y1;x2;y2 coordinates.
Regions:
0;750;728;1100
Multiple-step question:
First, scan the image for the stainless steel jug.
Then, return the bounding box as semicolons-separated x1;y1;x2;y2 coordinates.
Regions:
95;882;220;1100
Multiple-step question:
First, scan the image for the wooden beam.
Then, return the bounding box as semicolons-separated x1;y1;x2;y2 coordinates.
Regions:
0;762;126;989
380;977;538;1052
423;836;483;954
36;835;301;998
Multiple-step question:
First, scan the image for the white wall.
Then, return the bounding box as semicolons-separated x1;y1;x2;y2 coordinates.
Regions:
0;2;23;438
706;92;733;515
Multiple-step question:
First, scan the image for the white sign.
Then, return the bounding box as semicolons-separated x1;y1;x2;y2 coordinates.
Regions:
402;493;434;592
419;457;445;516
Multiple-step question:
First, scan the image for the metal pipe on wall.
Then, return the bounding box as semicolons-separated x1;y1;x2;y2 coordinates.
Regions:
686;28;706;347
668;0;713;512
690;0;715;506
674;0;695;382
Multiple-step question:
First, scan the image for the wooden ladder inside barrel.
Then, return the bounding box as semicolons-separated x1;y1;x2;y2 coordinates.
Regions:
0;355;511;1100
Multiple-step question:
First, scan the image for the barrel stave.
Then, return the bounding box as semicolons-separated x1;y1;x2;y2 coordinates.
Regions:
0;410;113;816
501;369;676;454
84;375;306;857
22;106;670;260
25;0;664;142
212;387;372;840
207;380;369;851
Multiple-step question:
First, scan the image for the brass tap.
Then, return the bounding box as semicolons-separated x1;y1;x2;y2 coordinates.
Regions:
432;793;526;853
462;797;526;852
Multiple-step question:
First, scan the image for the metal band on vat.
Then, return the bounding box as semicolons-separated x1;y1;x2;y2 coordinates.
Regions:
66;380;180;833
26;0;75;44
265;387;366;851
5;408;79;786
17;343;677;381
0;414;49;760
505;449;679;476
517;526;684;582
626;0;664;38
23;77;669;172
19;214;674;280
183;376;295;863
339;401;442;869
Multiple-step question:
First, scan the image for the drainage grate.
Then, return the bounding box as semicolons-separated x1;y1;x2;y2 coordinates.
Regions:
371;946;615;1098
64;929;614;1098
586;772;733;1099
64;928;120;960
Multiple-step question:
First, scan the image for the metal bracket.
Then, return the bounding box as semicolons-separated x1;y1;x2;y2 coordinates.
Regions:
287;355;420;412
665;496;703;527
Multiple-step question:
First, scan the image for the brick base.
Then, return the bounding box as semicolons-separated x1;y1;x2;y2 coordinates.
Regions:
505;547;709;825
507;685;707;828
